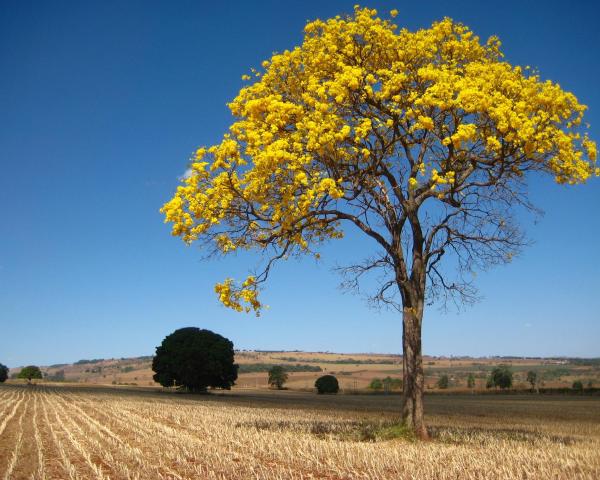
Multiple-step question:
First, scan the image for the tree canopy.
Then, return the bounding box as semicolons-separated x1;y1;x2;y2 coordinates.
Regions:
267;365;288;389
18;365;43;382
160;6;596;437
0;363;8;383
152;327;238;392
315;374;339;394
162;6;597;314
489;365;513;389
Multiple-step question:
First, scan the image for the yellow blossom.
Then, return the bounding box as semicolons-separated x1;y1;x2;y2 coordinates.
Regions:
161;6;597;314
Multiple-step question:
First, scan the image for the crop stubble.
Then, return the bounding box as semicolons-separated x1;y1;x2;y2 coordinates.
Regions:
0;385;598;479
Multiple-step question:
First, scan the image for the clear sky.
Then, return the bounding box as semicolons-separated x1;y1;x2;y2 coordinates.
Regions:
1;0;599;367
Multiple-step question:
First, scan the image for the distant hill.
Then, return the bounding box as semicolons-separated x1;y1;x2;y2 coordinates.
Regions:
7;351;599;391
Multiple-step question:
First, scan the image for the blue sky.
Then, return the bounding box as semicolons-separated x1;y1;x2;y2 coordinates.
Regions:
1;0;599;367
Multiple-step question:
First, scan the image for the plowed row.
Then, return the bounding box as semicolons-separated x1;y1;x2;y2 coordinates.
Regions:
0;385;599;479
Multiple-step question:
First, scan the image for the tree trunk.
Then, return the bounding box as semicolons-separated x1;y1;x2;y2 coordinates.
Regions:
401;306;428;439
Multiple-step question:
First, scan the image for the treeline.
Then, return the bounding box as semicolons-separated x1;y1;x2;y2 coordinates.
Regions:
568;358;600;366
238;363;322;373
74;358;104;365
277;356;397;365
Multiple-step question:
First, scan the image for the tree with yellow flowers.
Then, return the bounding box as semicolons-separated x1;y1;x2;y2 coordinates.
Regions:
161;7;597;438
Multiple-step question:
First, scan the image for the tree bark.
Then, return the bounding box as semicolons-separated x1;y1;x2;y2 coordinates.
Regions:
401;306;428;439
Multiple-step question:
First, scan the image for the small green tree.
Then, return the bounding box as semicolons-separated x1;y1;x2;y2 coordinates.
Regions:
369;378;383;391
382;376;403;391
0;363;8;383
572;380;584;391
315;375;339;394
526;371;538;391
267;366;288;389
467;373;475;389
437;374;449;389
489;365;513;389
18;366;43;383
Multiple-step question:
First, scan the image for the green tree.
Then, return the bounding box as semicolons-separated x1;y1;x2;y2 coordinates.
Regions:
488;365;513;389
315;375;339;394
572;380;584;391
382;376;403;391
369;378;383;391
526;371;538;391
467;373;475;389
18;365;43;383
152;327;238;393
267;366;288;389
160;7;597;438
437;374;449;389
0;363;8;383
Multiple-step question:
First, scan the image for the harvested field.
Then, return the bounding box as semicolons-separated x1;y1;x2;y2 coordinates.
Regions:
0;384;599;479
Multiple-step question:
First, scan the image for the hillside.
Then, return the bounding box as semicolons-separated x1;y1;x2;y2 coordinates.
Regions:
8;351;600;392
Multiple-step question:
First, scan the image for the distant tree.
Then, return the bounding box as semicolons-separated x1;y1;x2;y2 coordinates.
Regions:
572;380;584;391
467;373;475;389
18;366;43;383
315;375;339;394
489;365;513;389
437;374;449;389
152;327;238;393
0;363;8;383
369;378;383;391
382;376;403;391
588;380;594;389
267;366;288;389
526;371;538;391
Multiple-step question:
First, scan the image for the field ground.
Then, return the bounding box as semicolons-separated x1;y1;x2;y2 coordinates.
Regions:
14;351;600;392
0;384;599;479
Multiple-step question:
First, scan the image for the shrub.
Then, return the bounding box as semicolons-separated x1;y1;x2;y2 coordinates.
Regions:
572;380;584;391
315;375;339;394
467;373;475;388
152;327;238;393
369;378;383;390
437;374;449;389
0;363;8;383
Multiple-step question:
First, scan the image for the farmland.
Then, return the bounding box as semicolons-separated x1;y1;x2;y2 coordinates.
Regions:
0;384;599;479
20;351;600;392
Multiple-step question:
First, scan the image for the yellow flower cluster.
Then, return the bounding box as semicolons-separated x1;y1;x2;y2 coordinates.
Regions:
214;277;261;314
443;124;477;148
161;6;596;313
